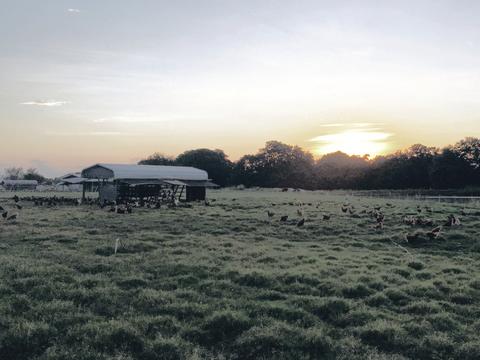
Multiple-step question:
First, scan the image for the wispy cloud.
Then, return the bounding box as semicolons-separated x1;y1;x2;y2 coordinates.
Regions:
21;100;69;107
319;122;382;128
93;115;159;124
67;8;81;13
320;123;345;127
91;113;211;124
45;131;134;137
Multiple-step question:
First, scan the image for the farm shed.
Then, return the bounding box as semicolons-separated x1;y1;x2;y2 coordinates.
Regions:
81;163;218;203
57;173;99;192
0;179;38;191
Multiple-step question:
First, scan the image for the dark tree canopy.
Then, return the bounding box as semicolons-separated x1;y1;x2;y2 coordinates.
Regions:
430;148;478;189
314;152;370;189
176;149;233;187
452;137;480;169
233;141;315;189
23;168;46;183
138;153;176;166
138;137;480;190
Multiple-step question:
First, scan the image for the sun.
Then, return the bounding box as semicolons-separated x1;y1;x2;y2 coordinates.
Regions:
311;129;392;157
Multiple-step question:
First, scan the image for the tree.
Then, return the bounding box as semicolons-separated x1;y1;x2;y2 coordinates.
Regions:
3;167;24;180
430;148;478;188
452;137;480;169
176;149;233;187
314;152;370;189
362;145;438;189
138;153;176;166
23;168;46;183
233;141;315;189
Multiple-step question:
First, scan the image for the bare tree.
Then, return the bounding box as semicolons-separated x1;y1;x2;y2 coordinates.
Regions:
3;167;24;180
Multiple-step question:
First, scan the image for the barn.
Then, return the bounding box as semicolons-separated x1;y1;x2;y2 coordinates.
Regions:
81;163;218;203
57;173;99;192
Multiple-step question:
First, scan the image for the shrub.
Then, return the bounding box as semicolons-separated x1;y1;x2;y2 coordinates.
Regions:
337;308;378;327
140;316;180;338
404;300;441;315
144;337;186;360
200;310;251;345
249;303;316;327
418;333;455;359
235;272;274;288
407;261;425;270
359;320;407;352
450;292;474;305
234;322;335;360
427;312;460;332
469;279;480;290
87;320;144;355
384;289;410;306
310;297;351;323
365;293;390;307
456;341;480;360
0;320;54;359
342;284;374;299
116;277;148;290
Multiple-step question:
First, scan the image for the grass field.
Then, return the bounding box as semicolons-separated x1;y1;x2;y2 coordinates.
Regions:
1;189;480;360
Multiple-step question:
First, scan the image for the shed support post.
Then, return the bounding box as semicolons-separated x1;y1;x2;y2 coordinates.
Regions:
82;182;86;202
178;185;185;200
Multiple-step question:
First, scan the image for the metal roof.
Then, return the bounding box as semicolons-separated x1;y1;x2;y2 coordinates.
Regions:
59;177;88;185
60;172;81;179
82;163;208;181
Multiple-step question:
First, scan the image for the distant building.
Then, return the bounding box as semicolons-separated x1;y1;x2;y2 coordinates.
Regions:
81;163;218;203
57;173;98;192
0;179;38;191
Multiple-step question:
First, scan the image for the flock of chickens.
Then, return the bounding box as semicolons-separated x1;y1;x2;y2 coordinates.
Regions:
0;195;22;221
265;200;465;244
0;194;469;246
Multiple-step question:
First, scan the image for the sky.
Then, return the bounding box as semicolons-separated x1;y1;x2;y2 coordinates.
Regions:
1;0;479;177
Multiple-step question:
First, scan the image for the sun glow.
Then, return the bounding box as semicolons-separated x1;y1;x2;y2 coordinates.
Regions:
311;130;393;157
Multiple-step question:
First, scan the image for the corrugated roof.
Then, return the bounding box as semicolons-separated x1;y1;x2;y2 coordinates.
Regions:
163;180;188;186
59;177;87;185
82;163;208;181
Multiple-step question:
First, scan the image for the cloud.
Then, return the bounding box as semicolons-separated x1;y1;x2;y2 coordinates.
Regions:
67;8;81;13
93;116;157;124
320;123;345;127
91;113;207;123
44;131;141;137
21;100;69;107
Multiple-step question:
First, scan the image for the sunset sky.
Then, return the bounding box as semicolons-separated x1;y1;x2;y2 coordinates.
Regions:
1;0;479;176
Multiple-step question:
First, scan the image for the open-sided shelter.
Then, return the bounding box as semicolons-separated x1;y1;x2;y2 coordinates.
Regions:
81;163;218;203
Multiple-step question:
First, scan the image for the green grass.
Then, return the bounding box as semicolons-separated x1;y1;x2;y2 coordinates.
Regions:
0;189;480;359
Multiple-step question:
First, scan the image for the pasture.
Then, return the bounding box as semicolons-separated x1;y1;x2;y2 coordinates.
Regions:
0;189;480;360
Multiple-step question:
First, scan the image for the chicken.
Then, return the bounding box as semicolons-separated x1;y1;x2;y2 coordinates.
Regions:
7;213;17;221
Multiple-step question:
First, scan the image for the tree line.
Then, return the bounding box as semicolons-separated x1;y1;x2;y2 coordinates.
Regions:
139;137;480;190
3;137;478;189
1;167;47;183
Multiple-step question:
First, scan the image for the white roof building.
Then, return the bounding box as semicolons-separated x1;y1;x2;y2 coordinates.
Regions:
1;179;38;186
81;163;209;182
